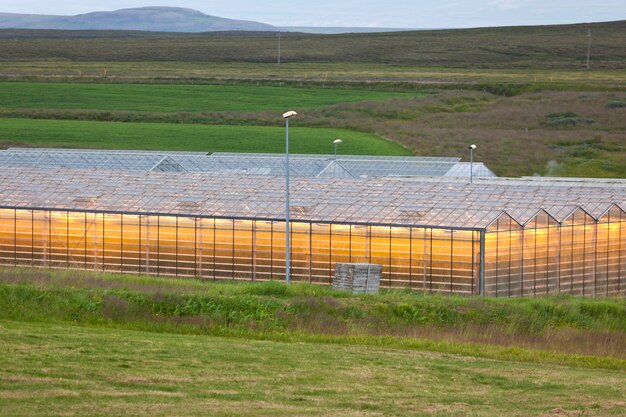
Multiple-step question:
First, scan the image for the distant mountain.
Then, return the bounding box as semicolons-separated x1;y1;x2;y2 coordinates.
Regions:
0;7;278;32
279;27;417;34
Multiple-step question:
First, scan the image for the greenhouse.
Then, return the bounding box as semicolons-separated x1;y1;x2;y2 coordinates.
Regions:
0;148;496;178
0;166;624;297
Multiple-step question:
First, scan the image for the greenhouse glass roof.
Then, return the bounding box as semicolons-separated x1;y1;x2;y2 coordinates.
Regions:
0;166;622;230
0;148;495;178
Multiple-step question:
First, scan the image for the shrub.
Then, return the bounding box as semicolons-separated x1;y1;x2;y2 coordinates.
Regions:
542;111;595;127
477;83;524;97
607;100;626;109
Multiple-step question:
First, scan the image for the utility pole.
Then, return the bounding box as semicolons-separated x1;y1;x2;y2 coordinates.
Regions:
277;31;281;65
586;29;591;70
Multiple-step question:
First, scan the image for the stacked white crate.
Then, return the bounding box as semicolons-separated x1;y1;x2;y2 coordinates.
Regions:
333;263;382;294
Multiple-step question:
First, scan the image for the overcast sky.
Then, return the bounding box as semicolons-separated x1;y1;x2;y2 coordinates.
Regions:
0;1;624;28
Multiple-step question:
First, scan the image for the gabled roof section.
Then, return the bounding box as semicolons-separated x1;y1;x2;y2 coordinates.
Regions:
485;212;523;232
598;203;626;222
316;161;356;179
522;209;559;228
561;207;596;226
149;156;188;173
444;162;497;178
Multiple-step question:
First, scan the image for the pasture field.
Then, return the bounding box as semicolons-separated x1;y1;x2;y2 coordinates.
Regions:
0;82;428;113
0;118;409;155
0;268;624;416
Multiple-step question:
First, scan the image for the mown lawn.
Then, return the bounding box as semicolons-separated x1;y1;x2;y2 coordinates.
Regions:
0;82;427;113
0;320;624;417
0;118;409;155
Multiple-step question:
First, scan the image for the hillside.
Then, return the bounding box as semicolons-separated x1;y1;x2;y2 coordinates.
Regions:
0;20;624;68
0;7;277;32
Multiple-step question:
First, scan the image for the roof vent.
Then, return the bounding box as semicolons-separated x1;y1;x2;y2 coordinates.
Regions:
72;195;101;204
290;204;313;216
177;196;206;209
398;205;430;220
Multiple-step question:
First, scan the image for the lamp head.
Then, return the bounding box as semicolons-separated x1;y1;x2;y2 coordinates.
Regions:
469;144;477;150
333;139;342;144
282;110;298;119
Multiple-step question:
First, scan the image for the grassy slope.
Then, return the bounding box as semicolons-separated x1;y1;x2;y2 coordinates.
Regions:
0;20;624;69
0;118;409;155
1;320;625;417
0;82;427;112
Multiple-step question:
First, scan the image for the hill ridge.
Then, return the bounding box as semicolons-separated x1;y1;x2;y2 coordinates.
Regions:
0;6;278;32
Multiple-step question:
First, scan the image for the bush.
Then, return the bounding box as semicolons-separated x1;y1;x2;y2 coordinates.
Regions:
607;100;626;108
478;83;524;97
543;111;595;127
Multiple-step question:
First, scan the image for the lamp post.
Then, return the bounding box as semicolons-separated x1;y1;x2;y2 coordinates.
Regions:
282;110;297;285
333;139;342;160
469;144;476;184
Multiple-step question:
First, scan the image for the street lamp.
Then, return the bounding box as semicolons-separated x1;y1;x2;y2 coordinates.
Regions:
469;144;476;184
333;139;342;160
283;110;297;285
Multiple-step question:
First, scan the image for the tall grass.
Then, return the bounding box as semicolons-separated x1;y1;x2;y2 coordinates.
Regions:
0;268;624;364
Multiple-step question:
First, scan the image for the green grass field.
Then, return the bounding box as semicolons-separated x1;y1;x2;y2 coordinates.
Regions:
0;82;427;113
0;268;624;416
0;118;408;154
1;320;625;417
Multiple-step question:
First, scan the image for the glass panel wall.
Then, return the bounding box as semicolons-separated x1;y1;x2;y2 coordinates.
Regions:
598;206;626;296
1;206;624;296
521;211;560;297
560;209;596;296
485;208;625;297
484;214;523;297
